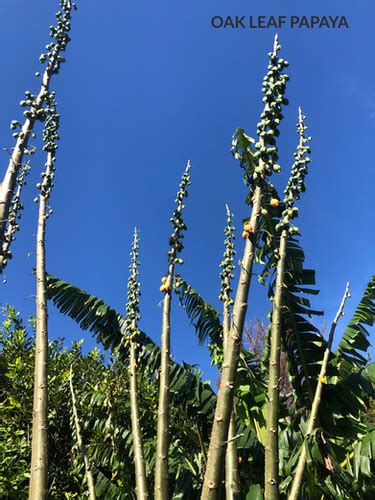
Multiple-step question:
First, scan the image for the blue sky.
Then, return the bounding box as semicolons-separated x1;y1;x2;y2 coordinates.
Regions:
0;0;374;383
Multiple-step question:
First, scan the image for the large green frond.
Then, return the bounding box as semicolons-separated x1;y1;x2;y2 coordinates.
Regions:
47;273;218;427
258;209;324;406
337;275;375;366
174;275;223;348
46;274;151;351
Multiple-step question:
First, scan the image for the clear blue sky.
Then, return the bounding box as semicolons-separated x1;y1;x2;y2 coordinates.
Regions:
0;0;374;383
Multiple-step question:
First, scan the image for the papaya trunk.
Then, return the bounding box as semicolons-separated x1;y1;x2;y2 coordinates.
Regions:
154;161;190;498
69;366;96;500
201;185;262;499
225;414;241;499
288;282;350;500
129;331;148;499
154;262;174;500
264;229;288;500
223;276;240;499
29;169;50;499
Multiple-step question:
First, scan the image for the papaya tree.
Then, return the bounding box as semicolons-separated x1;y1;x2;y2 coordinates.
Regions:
154;161;191;500
257;209;374;498
124;228;148;499
201;34;290;498
29;92;60;499
0;0;76;271
264;107;311;499
219;206;241;499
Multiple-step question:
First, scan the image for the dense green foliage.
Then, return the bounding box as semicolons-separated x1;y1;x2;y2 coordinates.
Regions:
0;307;217;498
1;277;373;498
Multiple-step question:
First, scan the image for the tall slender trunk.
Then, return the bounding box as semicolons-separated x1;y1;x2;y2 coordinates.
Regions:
29;170;50;499
154;261;174;500
264;229;288;500
223;275;241;499
129;326;148;499
288;283;350;500
201;185;262;499
0;0;74;268
154;161;190;499
69;366;96;500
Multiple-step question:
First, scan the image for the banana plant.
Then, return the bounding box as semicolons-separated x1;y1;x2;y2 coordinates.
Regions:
336;276;375;367
284;276;375;498
0;0;77;271
258;191;375;497
257;266;374;499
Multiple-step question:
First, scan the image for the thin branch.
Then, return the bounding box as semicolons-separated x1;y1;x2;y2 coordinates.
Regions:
224;433;244;445
288;282;350;500
69;366;96;500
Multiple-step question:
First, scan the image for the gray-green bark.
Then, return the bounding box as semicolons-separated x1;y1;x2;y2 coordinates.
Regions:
201;185;262;499
69;366;96;500
288;282;350;500
223;274;241;499
129;335;148;499
225;414;241;499
264;229;288;500
154;162;190;499
29;168;50;499
154;264;174;500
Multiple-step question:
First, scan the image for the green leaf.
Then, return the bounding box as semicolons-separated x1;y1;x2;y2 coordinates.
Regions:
246;484;263;500
337;276;375;366
174;275;223;348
